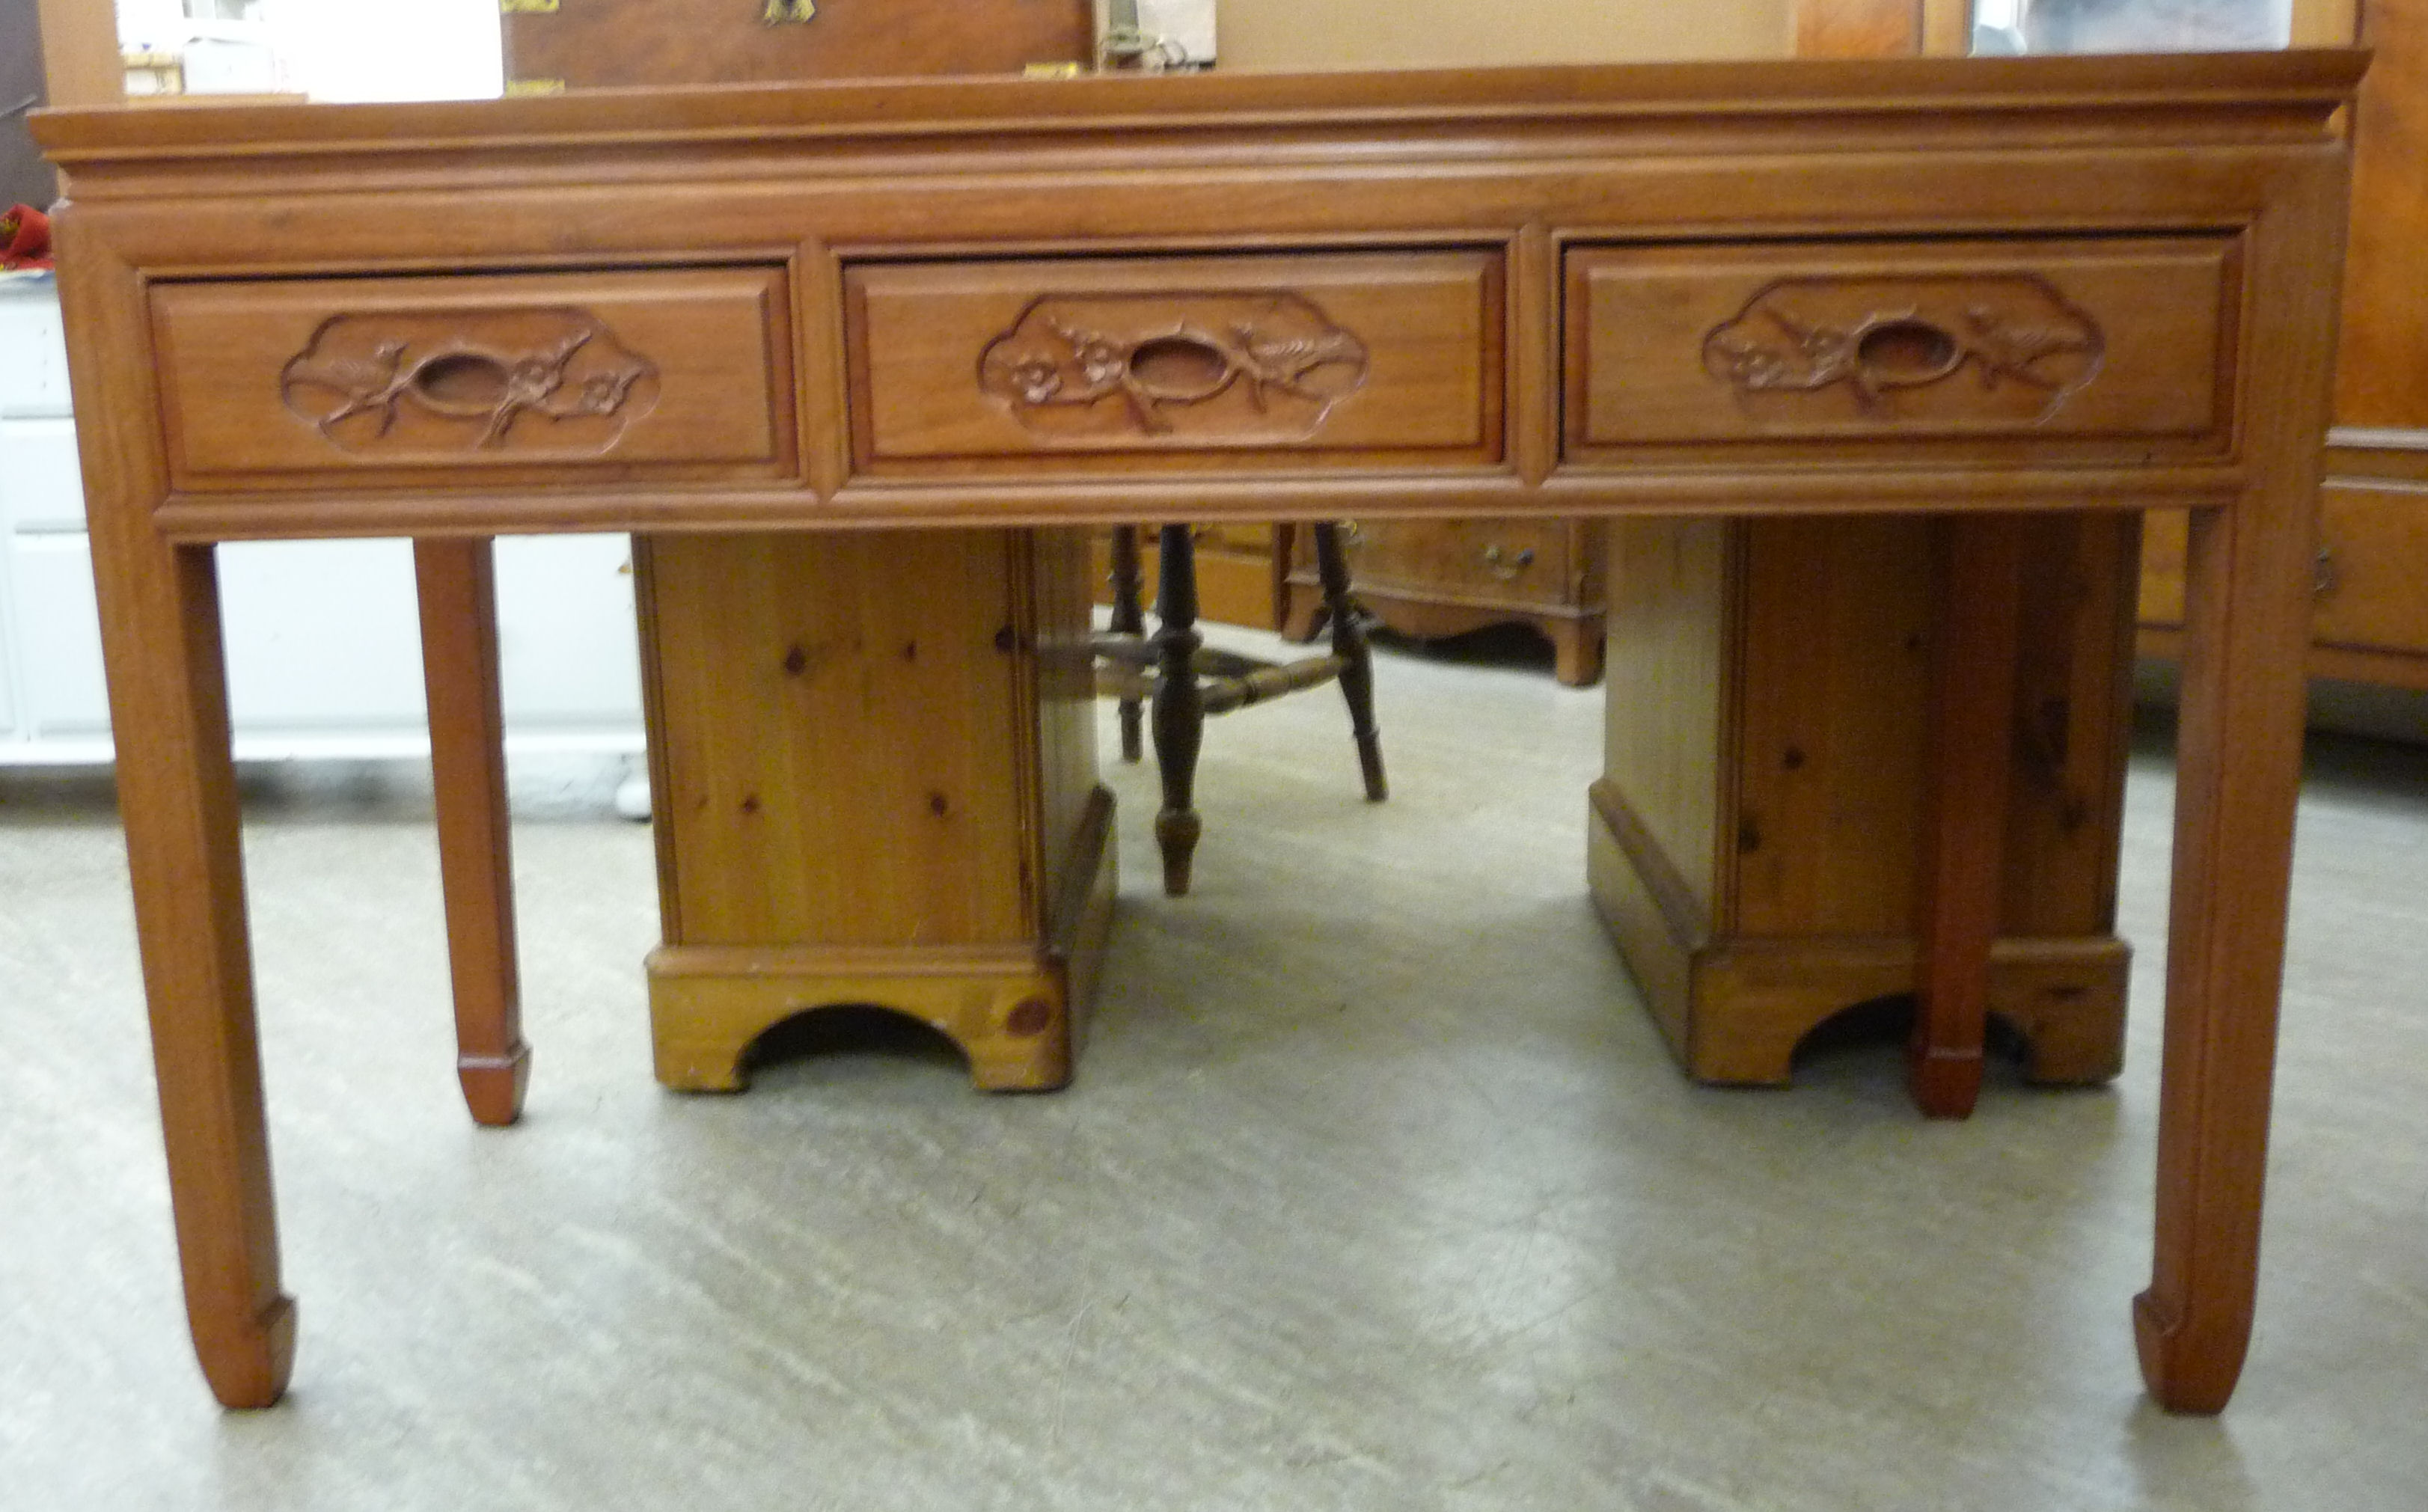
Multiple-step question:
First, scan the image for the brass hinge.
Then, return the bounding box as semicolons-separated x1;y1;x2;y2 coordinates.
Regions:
503;78;567;96
499;0;558;13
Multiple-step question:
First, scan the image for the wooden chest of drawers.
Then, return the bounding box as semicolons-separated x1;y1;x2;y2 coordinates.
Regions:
1279;515;1608;685
2139;0;2428;691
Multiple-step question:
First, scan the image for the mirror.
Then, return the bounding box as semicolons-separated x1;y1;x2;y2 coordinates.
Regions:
1971;0;2293;54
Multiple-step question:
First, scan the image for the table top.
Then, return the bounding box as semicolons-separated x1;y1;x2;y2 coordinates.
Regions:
32;50;2364;163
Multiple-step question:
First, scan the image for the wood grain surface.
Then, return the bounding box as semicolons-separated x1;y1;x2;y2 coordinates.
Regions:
150;268;795;488
845;251;1503;472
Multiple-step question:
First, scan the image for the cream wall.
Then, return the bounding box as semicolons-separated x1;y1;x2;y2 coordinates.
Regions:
1217;0;1795;70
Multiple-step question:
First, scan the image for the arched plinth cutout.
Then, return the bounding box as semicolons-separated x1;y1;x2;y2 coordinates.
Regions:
645;944;1077;1095
740;1003;971;1085
1786;993;1918;1074
1783;992;2123;1091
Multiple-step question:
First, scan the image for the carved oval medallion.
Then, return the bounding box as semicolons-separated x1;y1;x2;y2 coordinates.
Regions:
1703;275;2105;423
978;292;1369;441
281;307;661;455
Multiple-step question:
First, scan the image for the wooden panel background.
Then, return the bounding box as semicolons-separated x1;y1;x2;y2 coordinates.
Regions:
503;0;1094;89
2334;0;2428;429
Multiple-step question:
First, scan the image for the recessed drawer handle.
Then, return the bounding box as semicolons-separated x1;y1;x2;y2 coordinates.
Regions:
2314;545;2338;598
1480;544;1535;579
979;294;1369;438
1701;275;2106;419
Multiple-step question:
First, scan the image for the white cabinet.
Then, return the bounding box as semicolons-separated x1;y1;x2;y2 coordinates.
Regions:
1;416;85;530
0;277;646;764
215;539;450;738
7;533;112;744
0;284;70;416
492;535;649;741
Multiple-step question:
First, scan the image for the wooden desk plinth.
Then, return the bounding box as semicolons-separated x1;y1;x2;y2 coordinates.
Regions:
32;53;2358;1415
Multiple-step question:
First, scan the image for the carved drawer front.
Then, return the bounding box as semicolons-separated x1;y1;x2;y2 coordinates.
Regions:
1335;518;1574;607
1565;236;2237;459
150;267;795;489
843;251;1503;472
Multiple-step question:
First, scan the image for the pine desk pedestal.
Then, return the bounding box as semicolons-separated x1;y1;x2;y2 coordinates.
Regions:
33;52;2357;1417
1592;513;2138;1086
637;529;1114;1094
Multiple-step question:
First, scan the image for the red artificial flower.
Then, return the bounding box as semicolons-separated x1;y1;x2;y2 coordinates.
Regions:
1;204;55;271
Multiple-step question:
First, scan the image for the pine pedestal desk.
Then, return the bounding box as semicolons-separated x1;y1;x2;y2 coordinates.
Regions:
31;52;2357;1414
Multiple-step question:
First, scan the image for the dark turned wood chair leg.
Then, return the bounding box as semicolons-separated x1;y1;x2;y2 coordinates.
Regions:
1312;521;1387;802
1107;524;1146;764
1149;523;1206;896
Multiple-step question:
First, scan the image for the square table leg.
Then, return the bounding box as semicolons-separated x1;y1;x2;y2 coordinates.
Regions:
2135;495;2313;1412
412;538;530;1127
91;533;293;1409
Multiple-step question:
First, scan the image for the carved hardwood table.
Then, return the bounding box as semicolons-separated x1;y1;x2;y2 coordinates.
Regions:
32;52;2357;1414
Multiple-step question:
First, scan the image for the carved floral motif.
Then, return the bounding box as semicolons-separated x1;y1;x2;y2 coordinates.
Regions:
281;308;660;455
1703;275;2105;422
979;293;1369;441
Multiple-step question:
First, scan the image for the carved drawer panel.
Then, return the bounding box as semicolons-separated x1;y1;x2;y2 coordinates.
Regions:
150;267;795;489
843;251;1503;472
1565;236;2238;459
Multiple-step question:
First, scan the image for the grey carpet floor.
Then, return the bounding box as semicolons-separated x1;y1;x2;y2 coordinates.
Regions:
3;625;2424;1511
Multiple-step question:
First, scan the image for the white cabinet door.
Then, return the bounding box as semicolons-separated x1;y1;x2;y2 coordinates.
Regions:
0;289;71;419
494;534;643;737
0;417;88;531
0;554;16;737
8;533;111;738
217;539;434;734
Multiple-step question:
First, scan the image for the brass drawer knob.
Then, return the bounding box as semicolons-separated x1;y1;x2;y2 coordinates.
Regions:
1480;543;1535;579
